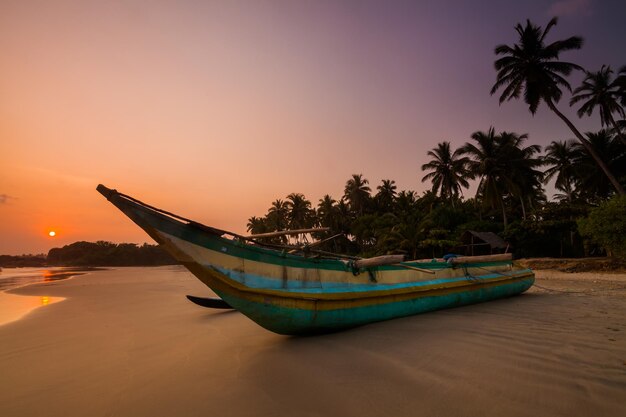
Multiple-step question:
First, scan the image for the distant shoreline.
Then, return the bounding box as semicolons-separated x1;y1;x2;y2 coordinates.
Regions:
0;266;103;327
0;266;106;292
0;241;178;268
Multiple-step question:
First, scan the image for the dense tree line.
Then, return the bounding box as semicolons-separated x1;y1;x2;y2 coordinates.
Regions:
46;241;178;266
0;254;47;268
247;17;626;260
0;242;178;268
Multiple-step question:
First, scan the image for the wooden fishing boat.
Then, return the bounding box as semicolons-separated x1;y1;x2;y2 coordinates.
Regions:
97;184;534;335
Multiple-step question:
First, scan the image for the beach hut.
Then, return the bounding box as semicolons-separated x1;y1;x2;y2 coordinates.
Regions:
457;231;509;256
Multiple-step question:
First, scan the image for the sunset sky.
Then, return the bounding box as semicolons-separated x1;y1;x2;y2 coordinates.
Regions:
2;0;626;255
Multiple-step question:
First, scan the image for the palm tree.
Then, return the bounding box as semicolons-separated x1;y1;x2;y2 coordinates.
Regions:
459;129;541;225
571;130;626;201
393;190;417;218
570;65;626;145
491;17;625;195
421;141;470;206
543;140;582;201
614;66;626;138
460;128;511;226
375;179;397;212
343;174;371;216
246;216;268;235
616;66;626;107
286;193;313;230
316;195;337;228
335;199;354;236
498;131;544;218
266;199;289;232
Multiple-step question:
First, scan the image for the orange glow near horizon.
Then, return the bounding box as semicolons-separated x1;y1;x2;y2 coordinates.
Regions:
1;1;623;256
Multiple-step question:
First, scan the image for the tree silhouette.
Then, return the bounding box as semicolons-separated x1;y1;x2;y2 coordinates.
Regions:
286;193;313;230
491;17;625;195
375;179;398;212
460;128;510;225
571;130;626;202
570;65;626;145
343;174;371;216
421;141;469;206
544;140;582;202
266;199;289;233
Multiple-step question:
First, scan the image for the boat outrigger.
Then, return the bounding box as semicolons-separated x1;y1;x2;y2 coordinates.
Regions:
97;184;534;335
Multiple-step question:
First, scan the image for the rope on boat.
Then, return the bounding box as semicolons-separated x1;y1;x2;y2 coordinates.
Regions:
462;265;479;282
111;188;237;238
530;284;591;294
107;187;359;261
531;282;626;294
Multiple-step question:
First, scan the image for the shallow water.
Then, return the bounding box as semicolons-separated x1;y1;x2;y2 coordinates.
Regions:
0;267;91;326
0;267;87;291
0;292;65;326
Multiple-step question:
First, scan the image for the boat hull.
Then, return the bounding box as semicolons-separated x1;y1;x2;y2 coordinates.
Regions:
97;185;535;335
208;268;532;335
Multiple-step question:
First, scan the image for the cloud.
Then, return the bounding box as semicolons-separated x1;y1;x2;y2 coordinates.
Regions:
0;194;11;204
547;0;593;17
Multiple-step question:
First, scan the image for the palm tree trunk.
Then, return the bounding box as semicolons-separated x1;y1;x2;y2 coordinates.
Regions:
546;99;625;195
499;197;508;227
519;197;527;220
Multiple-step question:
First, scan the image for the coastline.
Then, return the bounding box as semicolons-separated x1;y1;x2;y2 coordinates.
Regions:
0;265;624;416
0;267;99;326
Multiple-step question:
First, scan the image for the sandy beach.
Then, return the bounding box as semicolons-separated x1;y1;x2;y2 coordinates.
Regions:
1;266;624;417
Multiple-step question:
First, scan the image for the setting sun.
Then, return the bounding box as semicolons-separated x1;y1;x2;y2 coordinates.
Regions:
48;231;56;237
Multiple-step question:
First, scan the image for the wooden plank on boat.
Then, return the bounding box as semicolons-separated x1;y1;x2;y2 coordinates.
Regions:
449;253;512;265
354;255;405;269
244;227;330;239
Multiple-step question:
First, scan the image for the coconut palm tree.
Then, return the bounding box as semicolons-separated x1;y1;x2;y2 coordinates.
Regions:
393;190;418;218
616;66;626;107
571;130;626;201
491;17;625;195
286;193;313;230
266;199;289;232
375;179;398;212
335;199;354;236
459;128;511;226
343;174;371;216
316;195;337;227
497;131;544;218
570;65;626;145
421;141;470;206
543;140;582;201
246;216;269;235
613;66;626;138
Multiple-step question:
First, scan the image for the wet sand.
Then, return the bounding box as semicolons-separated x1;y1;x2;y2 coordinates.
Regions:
0;266;624;417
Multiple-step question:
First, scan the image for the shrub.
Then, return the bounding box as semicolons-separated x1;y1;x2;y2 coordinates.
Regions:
578;196;626;258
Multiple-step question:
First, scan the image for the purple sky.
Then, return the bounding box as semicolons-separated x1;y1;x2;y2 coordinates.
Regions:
1;0;626;254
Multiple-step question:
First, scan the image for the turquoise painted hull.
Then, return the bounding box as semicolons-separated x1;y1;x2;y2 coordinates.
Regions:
97;184;535;335
217;277;533;335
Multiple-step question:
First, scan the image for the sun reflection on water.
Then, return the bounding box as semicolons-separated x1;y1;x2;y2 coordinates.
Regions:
0;293;66;326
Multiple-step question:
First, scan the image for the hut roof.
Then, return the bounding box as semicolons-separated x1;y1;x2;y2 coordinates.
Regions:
461;231;509;249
